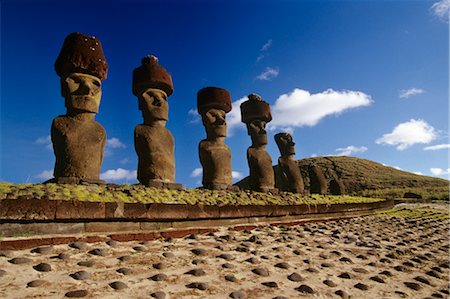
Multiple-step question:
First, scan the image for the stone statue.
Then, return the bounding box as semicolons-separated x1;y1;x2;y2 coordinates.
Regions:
274;132;305;193
133;55;181;189
241;94;276;192
308;163;328;194
50;32;108;184
197;87;233;190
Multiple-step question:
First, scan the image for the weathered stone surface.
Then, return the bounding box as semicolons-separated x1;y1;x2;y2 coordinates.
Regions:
198;87;233;190
308;163;328;194
0;198;56;220
133;56;177;187
56;201;105;219
50;33;108;184
240;94;275;192
274;132;304;194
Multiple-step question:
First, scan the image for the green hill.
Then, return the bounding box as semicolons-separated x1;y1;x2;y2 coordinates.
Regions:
236;156;449;200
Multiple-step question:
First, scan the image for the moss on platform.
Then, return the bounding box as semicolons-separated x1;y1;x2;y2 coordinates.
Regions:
0;182;384;206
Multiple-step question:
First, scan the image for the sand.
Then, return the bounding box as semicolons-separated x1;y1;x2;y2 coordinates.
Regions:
0;203;448;298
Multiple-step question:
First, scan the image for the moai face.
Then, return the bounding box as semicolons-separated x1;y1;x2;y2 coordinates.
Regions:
248;119;268;146
138;88;169;122
202;108;227;138
276;133;296;156
62;73;102;113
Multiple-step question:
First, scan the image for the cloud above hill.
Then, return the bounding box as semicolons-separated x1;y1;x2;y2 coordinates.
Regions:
376;119;437;150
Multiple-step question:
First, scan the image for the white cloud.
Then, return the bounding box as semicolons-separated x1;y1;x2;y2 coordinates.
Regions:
376;119;438;150
413;171;423;175
100;168;136;181
393;166;402;170
226;97;247;136
35;169;53;180
399;88;425;99
256;67;279;81
190;167;203;177
261;39;272;51
188;108;201;124
106;137;126;149
269;88;372;130
431;0;450;21
430;167;450;176
335;145;368;156
424;144;450;151
232;171;244;180
35;135;52;150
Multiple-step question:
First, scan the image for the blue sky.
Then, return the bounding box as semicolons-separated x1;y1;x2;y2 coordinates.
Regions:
1;0;449;187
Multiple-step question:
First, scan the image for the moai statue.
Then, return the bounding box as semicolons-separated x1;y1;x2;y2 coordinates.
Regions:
133;55;181;189
197;87;234;190
240;94;276;193
308;163;328;194
329;177;346;195
274;132;305;193
51;32;108;184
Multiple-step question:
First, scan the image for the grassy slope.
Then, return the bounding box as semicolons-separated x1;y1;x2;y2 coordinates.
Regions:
0;182;384;206
237;156;448;200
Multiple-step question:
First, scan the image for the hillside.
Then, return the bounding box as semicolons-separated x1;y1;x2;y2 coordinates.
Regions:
236;156;449;200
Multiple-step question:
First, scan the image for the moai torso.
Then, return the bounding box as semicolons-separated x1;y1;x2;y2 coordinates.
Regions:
247;147;275;192
134;124;175;183
199;140;232;189
309;164;328;194
277;157;304;193
52;115;105;182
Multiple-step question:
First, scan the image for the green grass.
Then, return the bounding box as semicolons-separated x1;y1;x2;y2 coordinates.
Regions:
376;206;449;220
0;182;385;206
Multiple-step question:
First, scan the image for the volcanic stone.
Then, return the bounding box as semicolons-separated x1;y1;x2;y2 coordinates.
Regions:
56;253;71;260
191;248;207;256
414;276;431;285
230;291;247;299
404;282;422;291
65;290;88;298
338;272;352;279
0;269;6;277
150;291;166;299
77;261;95;267
275;262;290;269
225;274;237;282
354;283;369;290
296;284;314;294
31;246;54;254
186;282;208;291
162;252;175;258
288;272;304;282
370;276;385;283
33;263;51;272
153;262;166;270
70;271;90;280
8;257;32;264
118;255;132;262
262;281;278;288
69;242;87;249
117;268;133;275
88;248;107;256
323;279;337;287
252;268;269;276
109;281;128;290
222;263;235;269
353;267;369;274
217;254;234;261
150;274;167;281
27;279;47;287
335;290;350;299
185;268;206;276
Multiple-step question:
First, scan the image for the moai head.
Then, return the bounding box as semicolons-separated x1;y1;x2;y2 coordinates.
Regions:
240;93;272;147
197;87;232;139
54;32;108;114
275;132;296;157
132;55;174;123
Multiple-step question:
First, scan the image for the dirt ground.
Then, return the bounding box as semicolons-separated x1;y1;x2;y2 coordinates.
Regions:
0;203;448;299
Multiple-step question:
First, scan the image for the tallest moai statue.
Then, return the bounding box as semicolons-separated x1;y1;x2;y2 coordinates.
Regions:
51;32;108;184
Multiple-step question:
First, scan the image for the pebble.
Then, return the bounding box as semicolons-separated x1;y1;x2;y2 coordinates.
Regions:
150;291;166;299
27;279;47;287
335;290;350;299
153;262;166;270
185;268;206;276
379;270;392;276
352;267;368;274
162;252;175;258
338;272;352;279
69;242;87;250
230;290;247;299
33;263;51;272
31;246;53;254
186;282;208;290
370;276;385;283
77;261;95;267
8;257;32;264
88;248;107;256
274;262;289;269
323;279;337;287
225;274;237;282
217;253;234;261
306;267;319;273
404;281;422;291
222;263;235;269
191;248;207;256
394;265;406;272
252;267;269;276
245;257;259;264
262;281;278;288
288;272;304;282
70;270;90;280
321;262;334;267
109;281;128;290
106;240;118;247
118;255;132;262
339;257;352;263
133;246;146;252
117;268;133;275
56;253;70;260
150;273;167;281
65;290;88;298
354;282;369;290
296;284;314;294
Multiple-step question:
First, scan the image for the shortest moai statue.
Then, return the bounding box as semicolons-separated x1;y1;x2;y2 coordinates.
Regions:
241;94;276;193
197;87;234;190
51;32;108;184
274;132;305;194
308;163;328;194
133;55;181;189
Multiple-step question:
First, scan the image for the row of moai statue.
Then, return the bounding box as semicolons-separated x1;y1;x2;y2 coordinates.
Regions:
49;32;333;194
